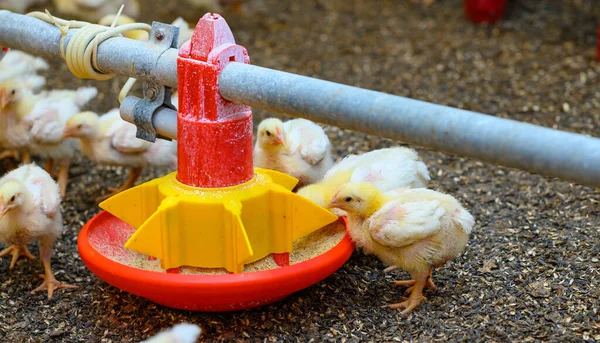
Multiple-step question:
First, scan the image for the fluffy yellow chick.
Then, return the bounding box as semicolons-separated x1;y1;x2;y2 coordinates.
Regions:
63;109;177;202
141;323;202;343
53;0;140;22
254;118;334;188
0;164;77;298
298;147;430;213
98;13;149;41
329;183;474;313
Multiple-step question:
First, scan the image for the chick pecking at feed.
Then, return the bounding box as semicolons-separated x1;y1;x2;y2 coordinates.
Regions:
297;146;430;215
329;183;474;313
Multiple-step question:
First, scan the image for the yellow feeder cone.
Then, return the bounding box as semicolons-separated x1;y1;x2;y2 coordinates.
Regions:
99;169;338;273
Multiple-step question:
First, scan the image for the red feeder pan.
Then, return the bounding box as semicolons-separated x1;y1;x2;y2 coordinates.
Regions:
464;0;507;24
78;211;354;311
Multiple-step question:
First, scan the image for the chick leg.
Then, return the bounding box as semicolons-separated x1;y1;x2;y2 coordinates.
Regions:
399;268;436;295
0;149;19;160
57;159;70;197
96;167;143;203
389;270;428;314
44;159;58;179
21;151;31;164
0;245;35;269
31;241;77;299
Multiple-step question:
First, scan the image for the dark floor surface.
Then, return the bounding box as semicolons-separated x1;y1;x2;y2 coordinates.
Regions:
0;0;599;342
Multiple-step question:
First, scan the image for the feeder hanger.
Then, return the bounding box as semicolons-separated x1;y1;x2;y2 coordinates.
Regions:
130;22;178;142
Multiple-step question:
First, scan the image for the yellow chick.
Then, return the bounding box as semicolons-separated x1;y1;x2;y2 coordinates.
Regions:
297;147;430;213
329;182;474;313
98;14;149;41
63;109;177;202
254;118;334;188
0;164;77;298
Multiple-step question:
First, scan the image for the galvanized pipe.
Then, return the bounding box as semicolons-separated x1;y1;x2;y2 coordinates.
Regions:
1;11;599;188
219;63;600;188
0;10;178;87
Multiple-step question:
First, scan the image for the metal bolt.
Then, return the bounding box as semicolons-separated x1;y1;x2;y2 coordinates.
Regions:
147;88;157;100
155;29;165;41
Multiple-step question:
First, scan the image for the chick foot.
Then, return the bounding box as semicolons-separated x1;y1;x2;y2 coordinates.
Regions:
0;245;35;269
389;293;427;314
394;268;435;295
31;255;77;299
32;274;78;299
389;271;429;313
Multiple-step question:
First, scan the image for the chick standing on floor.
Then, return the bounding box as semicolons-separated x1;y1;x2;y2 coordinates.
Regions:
0;164;77;298
329;183;474;313
62;109;177;202
254;118;334;187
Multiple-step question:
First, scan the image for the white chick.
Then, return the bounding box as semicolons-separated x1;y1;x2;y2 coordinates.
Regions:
0;164;77;298
53;0;140;22
0;0;49;13
298;147;430;212
0;79;38;163
23;86;98;196
141;323;202;343
254;118;334;188
329;183;474;313
62;109;177;202
0;50;49;90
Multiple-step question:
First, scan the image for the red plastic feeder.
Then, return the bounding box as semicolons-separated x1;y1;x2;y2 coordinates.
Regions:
464;0;507;24
78;212;353;311
77;13;354;311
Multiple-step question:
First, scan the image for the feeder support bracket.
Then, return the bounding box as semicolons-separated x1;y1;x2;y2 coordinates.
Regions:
129;22;179;142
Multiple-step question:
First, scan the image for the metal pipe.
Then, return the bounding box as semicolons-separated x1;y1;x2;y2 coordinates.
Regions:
219;63;600;188
120;96;178;139
1;11;600;188
0;11;178;87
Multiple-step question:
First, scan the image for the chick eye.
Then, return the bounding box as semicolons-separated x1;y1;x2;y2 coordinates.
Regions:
345;197;353;202
10;89;15;95
77;124;83;129
10;195;15;202
266;130;271;136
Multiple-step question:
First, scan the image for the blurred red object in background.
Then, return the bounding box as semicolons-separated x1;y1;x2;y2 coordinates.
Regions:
464;0;507;24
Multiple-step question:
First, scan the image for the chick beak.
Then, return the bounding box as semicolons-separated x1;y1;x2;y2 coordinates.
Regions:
275;129;285;144
61;127;74;139
328;197;342;210
0;204;9;219
0;89;8;110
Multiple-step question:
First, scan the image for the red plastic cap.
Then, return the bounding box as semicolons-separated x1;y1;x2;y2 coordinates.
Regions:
464;0;507;24
177;13;253;188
